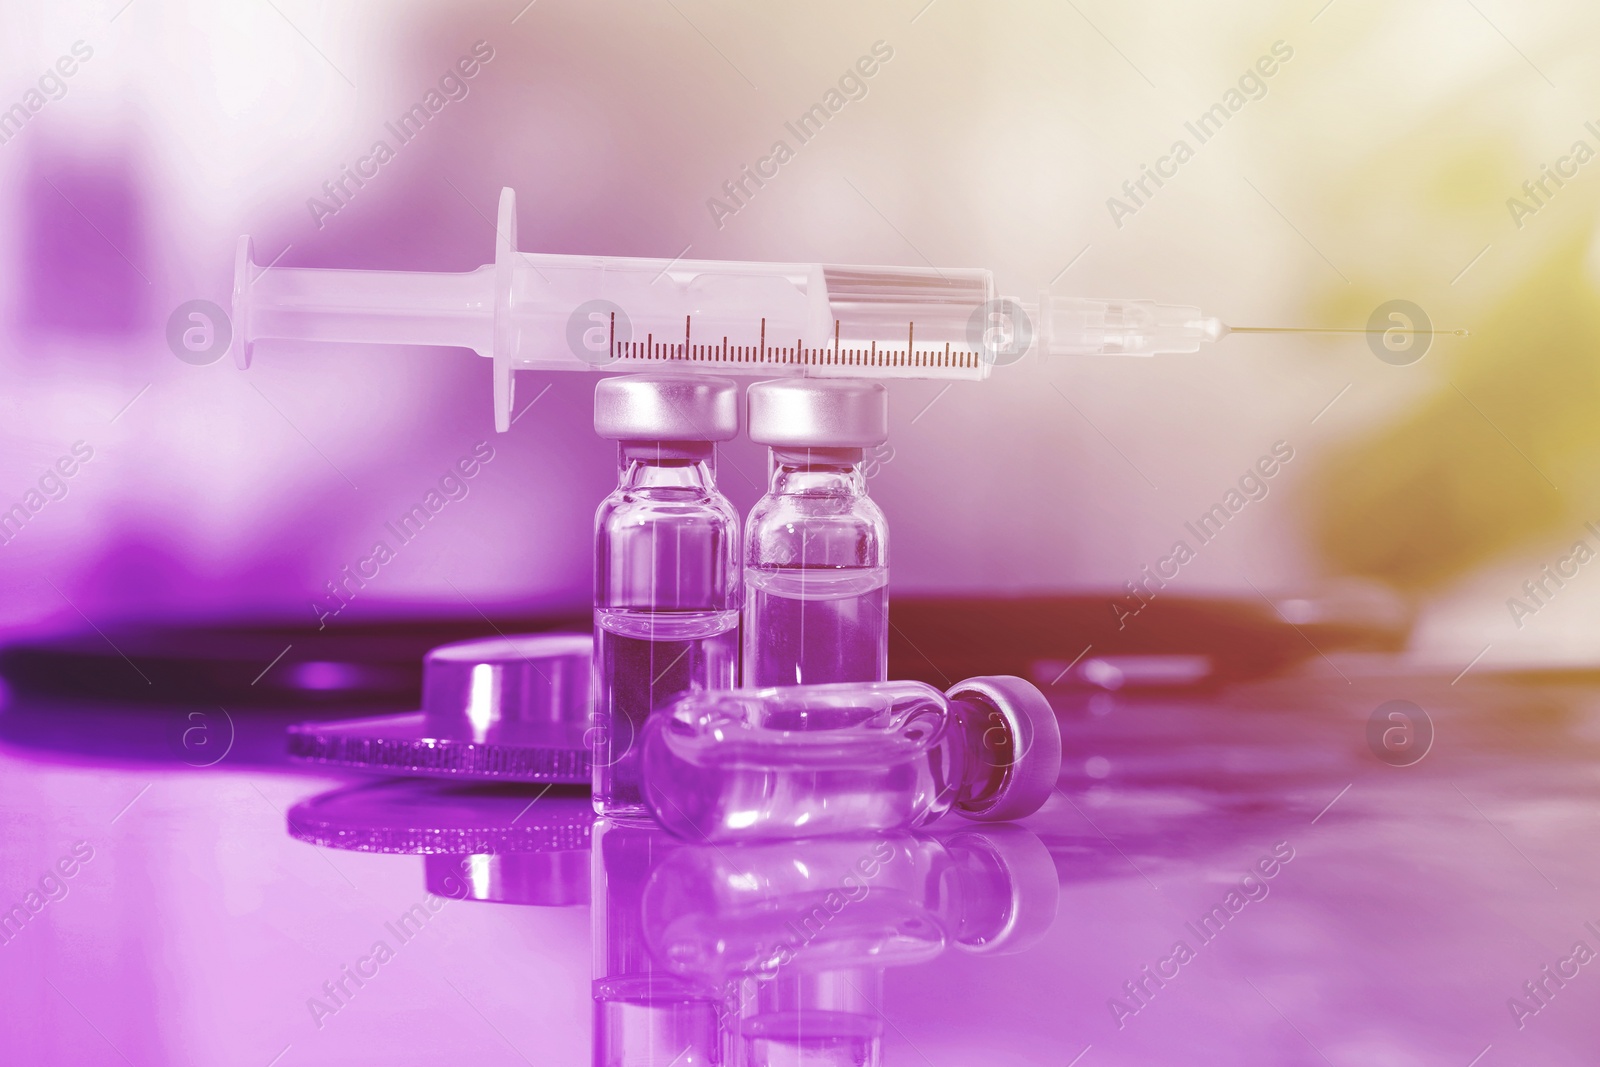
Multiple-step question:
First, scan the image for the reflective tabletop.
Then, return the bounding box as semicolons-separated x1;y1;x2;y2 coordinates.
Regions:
3;664;1596;1065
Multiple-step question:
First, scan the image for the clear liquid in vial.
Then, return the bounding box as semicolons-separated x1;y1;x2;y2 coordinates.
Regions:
595;607;739;818
744;566;888;688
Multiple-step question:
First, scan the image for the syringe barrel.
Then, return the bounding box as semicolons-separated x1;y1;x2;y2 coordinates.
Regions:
231;188;999;429
241;262;494;354
236;251;994;375
1038;295;1221;357
502;256;993;375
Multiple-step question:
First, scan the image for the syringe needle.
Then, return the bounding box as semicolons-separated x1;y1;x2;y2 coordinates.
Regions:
1227;325;1472;337
1030;298;1471;359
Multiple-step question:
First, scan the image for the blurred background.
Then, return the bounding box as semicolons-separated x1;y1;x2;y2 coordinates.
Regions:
2;0;1596;670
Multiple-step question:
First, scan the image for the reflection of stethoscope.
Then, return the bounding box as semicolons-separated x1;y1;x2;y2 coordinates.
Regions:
287;778;594;906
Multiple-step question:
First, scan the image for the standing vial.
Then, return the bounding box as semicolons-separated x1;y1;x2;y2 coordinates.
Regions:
743;379;890;687
593;374;741;818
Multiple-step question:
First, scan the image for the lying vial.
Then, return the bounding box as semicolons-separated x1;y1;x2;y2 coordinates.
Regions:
640;676;1062;841
743;379;890;687
593;374;742;819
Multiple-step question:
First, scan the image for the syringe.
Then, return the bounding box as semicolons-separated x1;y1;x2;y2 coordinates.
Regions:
231;187;1445;430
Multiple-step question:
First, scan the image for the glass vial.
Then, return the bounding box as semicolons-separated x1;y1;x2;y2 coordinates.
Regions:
593;374;741;819
743;380;890;688
640;676;1062;842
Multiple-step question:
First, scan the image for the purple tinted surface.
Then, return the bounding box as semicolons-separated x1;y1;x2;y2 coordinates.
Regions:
5;669;1600;1063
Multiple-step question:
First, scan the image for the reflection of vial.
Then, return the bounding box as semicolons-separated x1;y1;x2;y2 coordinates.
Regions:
639;829;1060;1067
592;820;724;1066
593;375;741;818
641;676;1062;842
743;380;890;688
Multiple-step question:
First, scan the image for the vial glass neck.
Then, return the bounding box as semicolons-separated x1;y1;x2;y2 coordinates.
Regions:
767;447;866;496
618;442;718;491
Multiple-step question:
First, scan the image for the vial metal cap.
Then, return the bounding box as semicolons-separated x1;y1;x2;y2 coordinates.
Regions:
946;675;1063;823
593;373;739;441
747;378;889;448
